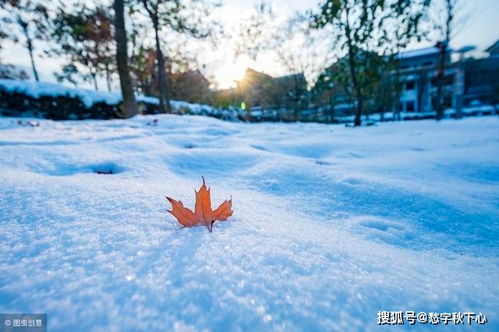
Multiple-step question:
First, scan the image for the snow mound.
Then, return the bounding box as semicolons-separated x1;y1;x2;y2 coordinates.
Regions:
0;79;220;115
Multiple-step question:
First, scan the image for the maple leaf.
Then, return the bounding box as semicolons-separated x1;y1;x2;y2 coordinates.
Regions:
166;177;233;232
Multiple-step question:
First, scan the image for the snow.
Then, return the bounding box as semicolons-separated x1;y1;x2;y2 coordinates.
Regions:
397;47;440;59
0;115;498;331
170;100;220;116
0;78;123;107
0;79;220;115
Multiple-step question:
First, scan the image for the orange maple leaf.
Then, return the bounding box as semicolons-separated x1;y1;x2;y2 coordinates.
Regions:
166;177;233;232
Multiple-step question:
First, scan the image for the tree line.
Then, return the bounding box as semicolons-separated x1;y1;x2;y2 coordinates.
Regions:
0;0;460;125
0;0;216;117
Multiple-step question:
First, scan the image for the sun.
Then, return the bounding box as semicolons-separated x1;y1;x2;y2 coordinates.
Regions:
212;56;281;89
213;60;248;89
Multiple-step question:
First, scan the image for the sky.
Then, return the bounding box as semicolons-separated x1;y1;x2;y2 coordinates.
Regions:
0;0;498;90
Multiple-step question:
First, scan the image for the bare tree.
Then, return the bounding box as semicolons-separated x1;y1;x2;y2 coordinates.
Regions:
233;1;275;60
274;15;331;120
434;0;458;120
0;0;49;81
136;0;214;113
114;0;138;118
51;3;115;91
311;0;430;126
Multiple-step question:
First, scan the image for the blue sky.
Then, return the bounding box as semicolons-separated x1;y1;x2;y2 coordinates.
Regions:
1;0;497;89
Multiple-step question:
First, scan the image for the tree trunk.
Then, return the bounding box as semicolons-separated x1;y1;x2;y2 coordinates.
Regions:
105;63;112;91
329;94;336;123
394;59;402;121
435;42;446;120
92;72;98;90
153;19;171;113
353;99;362;126
347;48;363;127
114;0;138;118
20;22;39;82
417;69;426;113
345;10;362;127
436;0;454;121
27;41;39;81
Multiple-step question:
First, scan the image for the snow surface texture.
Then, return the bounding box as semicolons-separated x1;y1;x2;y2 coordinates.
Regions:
0;115;498;331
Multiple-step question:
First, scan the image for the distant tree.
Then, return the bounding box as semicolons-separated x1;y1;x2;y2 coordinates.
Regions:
51;3;115;91
54;64;79;87
114;0;138;118
136;0;215;113
312;72;345;123
170;69;212;104
233;1;275;60
274;15;330;120
314;57;351;102
433;0;458;120
128;20;203;99
53;3;115;90
0;28;7;50
311;0;430;126
0;63;30;80
128;19;155;95
274;73;308;120
373;70;399;121
313;49;394;122
129;45;157;95
0;0;49;81
416;67;430;113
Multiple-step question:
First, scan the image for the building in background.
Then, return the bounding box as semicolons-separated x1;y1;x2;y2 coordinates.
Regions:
462;40;499;106
485;40;499;57
213;68;308;121
308;41;498;123
396;41;499;115
397;46;454;113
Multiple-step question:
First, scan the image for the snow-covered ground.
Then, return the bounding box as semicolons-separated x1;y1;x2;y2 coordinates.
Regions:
0;115;498;331
0;79;221;116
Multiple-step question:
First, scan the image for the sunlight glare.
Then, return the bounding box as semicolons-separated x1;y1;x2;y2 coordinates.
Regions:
213;60;248;89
